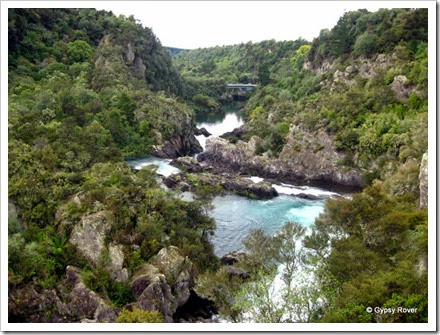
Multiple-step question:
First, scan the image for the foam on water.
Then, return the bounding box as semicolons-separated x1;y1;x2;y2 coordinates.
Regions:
246;176;264;183
273;182;339;198
126;157;181;177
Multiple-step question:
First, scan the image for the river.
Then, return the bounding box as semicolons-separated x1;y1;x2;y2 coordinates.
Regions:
127;103;331;256
195;104;245;150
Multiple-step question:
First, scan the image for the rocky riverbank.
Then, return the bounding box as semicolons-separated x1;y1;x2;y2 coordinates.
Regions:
163;171;278;200
153;126;203;159
197;132;364;190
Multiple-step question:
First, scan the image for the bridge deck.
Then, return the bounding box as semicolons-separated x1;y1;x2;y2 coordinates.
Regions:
226;83;257;92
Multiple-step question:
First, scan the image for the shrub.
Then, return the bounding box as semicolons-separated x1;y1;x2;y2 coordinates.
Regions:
66;40;93;63
82;267;134;307
354;32;379;57
116;307;165;323
108;282;134;307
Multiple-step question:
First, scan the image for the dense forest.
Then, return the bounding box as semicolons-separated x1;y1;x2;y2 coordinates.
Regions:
8;8;428;324
8;8;216;323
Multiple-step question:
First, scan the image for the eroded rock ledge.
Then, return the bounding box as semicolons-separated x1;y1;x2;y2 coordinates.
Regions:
197;131;364;189
153;130;202;159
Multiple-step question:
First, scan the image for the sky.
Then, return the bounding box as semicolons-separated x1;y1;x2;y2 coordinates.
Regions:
96;1;390;49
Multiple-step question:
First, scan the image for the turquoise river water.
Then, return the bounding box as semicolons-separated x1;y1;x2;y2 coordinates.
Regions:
127;104;334;256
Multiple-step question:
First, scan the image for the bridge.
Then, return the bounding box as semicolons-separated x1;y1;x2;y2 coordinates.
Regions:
226;83;257;92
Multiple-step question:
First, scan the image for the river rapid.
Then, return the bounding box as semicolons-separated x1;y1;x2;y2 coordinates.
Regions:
127;103;333;256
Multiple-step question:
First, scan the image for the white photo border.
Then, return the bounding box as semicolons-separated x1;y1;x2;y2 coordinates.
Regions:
1;1;436;331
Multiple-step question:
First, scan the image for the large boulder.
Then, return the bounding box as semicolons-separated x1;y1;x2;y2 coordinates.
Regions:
128;247;197;322
128;263;175;322
222;175;278;199
220;251;248;265
154;134;202;159
150;246;196;309
220;124;248;142
194;127;212;137
64;266;118;322
419;152;428;209
295;193;321;200
69;211;128;282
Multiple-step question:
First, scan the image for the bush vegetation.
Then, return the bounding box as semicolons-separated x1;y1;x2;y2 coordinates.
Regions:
8;7;428;323
8;9;218;298
116;307;164;323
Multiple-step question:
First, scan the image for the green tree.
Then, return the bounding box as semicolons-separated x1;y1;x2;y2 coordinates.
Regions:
66;40;93;63
354;32;380;56
257;63;271;85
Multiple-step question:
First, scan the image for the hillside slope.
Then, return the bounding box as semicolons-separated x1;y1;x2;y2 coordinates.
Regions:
176;8;428;189
8;9;216;323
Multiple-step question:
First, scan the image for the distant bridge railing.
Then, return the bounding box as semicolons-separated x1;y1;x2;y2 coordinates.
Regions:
226;83;257;92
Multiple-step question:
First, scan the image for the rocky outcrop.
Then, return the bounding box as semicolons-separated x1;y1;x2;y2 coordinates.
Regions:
128;263;175;322
358;53;395;79
419;152;428;209
304;59;335;75
124;40;146;78
416;253;428;277
55;192;86;233
170;156;211;173
164;172;278;200
220;124;248;142
9;247;201;323
64;266;118;323
194;127;212;137
197;131;363;188
69;211;128;282
125;42;136;64
8;266;118;323
150;246;196;309
9;286;71;323
306;53;397;89
391;75;418;100
220;251;248;265
93;34;200;158
333;68;356;87
128;246;197;322
153;132;202;159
